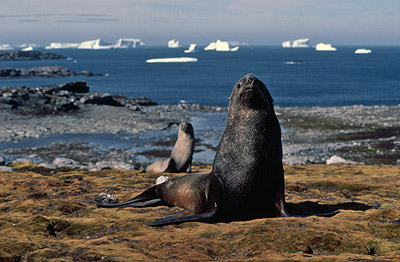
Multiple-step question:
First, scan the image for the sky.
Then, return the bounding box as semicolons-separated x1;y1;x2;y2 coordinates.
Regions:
1;0;400;46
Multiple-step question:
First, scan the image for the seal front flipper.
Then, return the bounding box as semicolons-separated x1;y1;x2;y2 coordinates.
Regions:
96;185;163;208
147;207;217;226
275;187;339;218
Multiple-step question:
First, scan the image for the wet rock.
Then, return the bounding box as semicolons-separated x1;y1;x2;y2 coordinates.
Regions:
58;81;90;93
156;176;170;185
80;93;123;107
38;163;56;169
326;155;360;165
53;157;78;168
96;193;118;203
94;161;134;170
0;166;12;171
0;156;5;165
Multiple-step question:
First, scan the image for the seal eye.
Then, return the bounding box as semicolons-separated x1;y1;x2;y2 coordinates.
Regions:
237;83;241;89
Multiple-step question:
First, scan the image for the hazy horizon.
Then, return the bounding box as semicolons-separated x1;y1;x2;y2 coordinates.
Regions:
1;0;400;47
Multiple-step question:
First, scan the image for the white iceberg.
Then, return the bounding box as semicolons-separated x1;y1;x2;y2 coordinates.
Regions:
78;39;113;49
114;38;144;48
45;43;80;49
17;43;39;51
282;38;311;48
146;57;198;63
204;40;238;52
230;46;239;51
354;48;372;54
204;41;217;51
168;39;180;48
315;43;337;51
0;44;13;51
184;44;197;53
282;41;291;48
46;38;145;49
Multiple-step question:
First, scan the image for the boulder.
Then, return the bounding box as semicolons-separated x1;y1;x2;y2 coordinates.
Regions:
80;93;123;107
0;156;5;165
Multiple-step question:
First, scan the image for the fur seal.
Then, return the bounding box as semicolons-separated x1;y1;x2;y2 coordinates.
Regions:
97;74;337;226
144;122;195;173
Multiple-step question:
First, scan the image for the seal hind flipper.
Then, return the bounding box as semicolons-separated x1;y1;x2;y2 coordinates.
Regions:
147;207;217;226
97;185;164;208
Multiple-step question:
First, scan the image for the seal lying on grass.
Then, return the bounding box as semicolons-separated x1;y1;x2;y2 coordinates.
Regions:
144;122;195;173
97;74;338;226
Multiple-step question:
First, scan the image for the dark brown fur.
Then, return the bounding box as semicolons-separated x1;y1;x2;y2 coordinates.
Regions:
97;74;338;226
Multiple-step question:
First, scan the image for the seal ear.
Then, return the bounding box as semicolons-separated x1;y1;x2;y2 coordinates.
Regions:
260;82;274;108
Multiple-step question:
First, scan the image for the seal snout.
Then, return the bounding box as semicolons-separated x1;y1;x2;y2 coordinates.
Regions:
246;74;256;84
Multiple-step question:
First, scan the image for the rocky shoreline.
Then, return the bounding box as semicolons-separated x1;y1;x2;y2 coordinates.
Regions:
0;81;399;170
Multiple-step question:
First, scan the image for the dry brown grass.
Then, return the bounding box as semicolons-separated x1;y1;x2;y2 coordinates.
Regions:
0;163;399;261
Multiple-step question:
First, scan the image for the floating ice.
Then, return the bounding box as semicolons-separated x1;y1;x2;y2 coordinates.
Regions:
46;38;145;49
0;44;13;51
184;44;197;53
46;43;80;49
315;43;337;51
168;39;180;48
282;38;311;48
146;57;198;63
354;48;372;54
78;39;113;49
114;38;144;48
204;40;239;52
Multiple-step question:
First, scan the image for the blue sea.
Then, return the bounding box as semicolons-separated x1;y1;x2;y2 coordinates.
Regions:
1;46;399;107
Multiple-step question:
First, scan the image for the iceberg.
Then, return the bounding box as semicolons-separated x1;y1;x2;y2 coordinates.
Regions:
168;39;180;48
114;38;144;48
146;57;198;63
45;43;80;49
315;43;337;51
354;48;372;54
184;44;197;53
230;46;239;52
0;44;13;51
46;38;145;49
282;38;311;48
78;39;113;49
204;41;216;51
204;40;238;52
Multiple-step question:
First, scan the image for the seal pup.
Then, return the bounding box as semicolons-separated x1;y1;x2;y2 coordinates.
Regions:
97;74;337;225
144;122;195;173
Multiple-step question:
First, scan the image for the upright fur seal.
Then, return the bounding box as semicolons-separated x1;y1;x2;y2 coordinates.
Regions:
97;74;337;225
144;122;195;173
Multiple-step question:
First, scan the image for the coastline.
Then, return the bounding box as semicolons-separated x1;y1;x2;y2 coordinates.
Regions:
0;102;399;169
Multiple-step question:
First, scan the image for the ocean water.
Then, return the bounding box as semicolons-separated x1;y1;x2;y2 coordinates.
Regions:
1;46;399;107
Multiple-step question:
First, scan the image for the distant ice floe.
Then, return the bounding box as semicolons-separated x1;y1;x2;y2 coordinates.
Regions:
283;60;304;65
354;48;372;54
168;39;180;48
326;155;361;165
282;38;311;48
315;43;337;51
146;57;198;63
0;44;13;51
45;38;145;50
204;40;239;52
184;44;197;53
